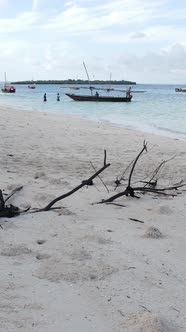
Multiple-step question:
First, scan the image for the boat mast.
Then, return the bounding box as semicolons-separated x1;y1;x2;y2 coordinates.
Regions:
83;62;93;95
109;72;112;92
4;72;7;86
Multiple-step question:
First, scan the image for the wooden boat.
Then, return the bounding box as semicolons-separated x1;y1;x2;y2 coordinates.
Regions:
66;93;132;102
175;88;186;92
65;63;133;102
1;73;16;93
28;79;36;89
1;85;16;93
28;84;36;89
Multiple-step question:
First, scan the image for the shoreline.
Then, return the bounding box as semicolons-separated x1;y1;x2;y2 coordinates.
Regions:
1;102;186;142
1;79;186;142
0;105;186;331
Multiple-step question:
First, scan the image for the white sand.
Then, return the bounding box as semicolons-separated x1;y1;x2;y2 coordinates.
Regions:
0;106;186;331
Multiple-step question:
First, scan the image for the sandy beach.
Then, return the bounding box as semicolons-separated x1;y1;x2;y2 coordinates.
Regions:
0;106;186;331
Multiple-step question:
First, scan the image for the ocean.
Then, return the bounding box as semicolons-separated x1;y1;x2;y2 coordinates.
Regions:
0;83;186;140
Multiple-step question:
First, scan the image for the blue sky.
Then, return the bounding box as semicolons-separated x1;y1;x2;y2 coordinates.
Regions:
0;0;186;83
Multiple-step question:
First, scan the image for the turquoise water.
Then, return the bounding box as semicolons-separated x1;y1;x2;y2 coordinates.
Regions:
0;83;186;140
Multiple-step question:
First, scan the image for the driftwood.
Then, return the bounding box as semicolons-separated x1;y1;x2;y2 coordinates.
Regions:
129;218;144;224
140;156;176;188
1;145;185;217
99;142;186;204
32;150;110;213
0;151;110;217
89;161;109;193
114;158;135;189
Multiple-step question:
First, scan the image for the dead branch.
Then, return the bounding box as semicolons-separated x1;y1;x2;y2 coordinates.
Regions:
98;143;185;204
114;141;148;190
99;180;185;204
0;152;110;218
134;187;177;196
33;150;110;212
114;158;135;189
129;218;144;224
143;156;176;188
0;190;5;210
128;140;147;188
4;186;23;203
89;161;109;193
1;144;185;218
141;183;186;192
140;180;157;188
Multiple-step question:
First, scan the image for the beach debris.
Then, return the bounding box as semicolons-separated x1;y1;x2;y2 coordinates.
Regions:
118;309;125;317
0;151;110;218
139;304;151;312
0;186;29;218
115;153;175;190
3;185;23;203
37;239;46;245
1;144;185;218
129;218;144;224
32;150;110;213
114;158;135;190
81;179;94;186
140;156;176;188
89;160;109;192
140;179;157;187
98;141;186;204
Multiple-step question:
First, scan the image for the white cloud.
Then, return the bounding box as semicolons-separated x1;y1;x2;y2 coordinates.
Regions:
0;11;40;33
114;43;186;82
41;1;166;34
0;0;186;82
143;25;186;44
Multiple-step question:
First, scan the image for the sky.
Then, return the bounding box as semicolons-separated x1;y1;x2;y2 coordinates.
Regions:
0;0;186;83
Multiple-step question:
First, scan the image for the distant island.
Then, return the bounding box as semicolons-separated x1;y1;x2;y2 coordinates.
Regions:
11;79;136;85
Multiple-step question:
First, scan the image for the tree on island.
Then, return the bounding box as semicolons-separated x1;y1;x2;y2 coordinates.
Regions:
11;79;136;85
